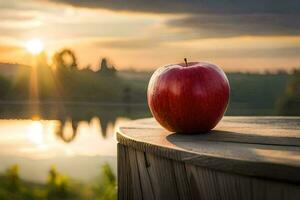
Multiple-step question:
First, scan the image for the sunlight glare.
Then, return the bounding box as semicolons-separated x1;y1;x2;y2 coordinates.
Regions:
25;39;44;55
27;121;44;145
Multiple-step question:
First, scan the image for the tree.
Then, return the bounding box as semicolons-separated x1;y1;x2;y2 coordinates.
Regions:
6;164;20;192
277;69;300;115
0;75;10;100
53;49;78;71
93;163;116;200
98;58;116;75
47;166;71;199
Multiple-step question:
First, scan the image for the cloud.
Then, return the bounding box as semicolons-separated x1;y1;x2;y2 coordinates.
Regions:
95;38;162;49
167;14;300;38
194;46;300;58
45;0;300;38
0;44;22;53
46;0;299;14
0;12;36;21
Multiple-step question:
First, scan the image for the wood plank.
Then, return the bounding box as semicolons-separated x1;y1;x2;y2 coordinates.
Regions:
172;161;193;200
127;147;144;200
118;143;133;200
120;117;300;146
185;163;300;200
135;150;156;200
119;147;300;200
117;117;300;183
143;152;180;200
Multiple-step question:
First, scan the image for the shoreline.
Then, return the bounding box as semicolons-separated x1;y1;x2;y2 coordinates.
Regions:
0;100;147;106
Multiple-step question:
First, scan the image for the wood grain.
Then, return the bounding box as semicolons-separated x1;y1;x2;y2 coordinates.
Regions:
117;117;300;199
118;143;133;200
117;117;300;182
118;144;300;200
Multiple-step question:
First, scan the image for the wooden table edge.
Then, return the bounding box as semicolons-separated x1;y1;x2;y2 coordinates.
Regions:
117;118;300;184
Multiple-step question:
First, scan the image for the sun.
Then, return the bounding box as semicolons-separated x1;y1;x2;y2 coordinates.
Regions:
25;39;44;55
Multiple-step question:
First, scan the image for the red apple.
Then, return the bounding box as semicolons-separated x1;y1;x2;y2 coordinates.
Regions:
147;59;230;133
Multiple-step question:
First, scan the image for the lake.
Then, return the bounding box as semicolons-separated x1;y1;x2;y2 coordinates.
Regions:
0;101;276;181
0;103;151;199
0;102;277;199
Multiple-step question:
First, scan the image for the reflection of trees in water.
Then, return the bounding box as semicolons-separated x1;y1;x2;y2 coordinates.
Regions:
98;117;116;138
55;119;79;143
0;104;150;143
54;116;117;143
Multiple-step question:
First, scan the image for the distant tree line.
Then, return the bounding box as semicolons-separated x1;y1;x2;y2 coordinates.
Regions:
276;69;300;115
53;49;116;74
0;48;299;115
0;48;141;103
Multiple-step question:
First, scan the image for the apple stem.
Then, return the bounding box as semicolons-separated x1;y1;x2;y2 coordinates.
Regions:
184;58;188;67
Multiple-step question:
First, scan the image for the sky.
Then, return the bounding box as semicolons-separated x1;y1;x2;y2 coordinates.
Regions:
0;0;299;72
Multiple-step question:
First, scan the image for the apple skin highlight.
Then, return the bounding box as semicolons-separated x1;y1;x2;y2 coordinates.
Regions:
147;61;230;134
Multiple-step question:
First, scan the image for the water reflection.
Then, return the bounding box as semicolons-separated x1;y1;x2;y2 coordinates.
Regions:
55;119;78;143
0;117;128;183
0;116;128;156
27;121;44;145
53;116;117;143
0;104;151;183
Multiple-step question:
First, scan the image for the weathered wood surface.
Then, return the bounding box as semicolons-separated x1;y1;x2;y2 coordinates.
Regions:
117;117;300;200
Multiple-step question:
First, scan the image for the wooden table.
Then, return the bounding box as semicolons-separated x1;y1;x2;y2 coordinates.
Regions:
117;117;300;200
